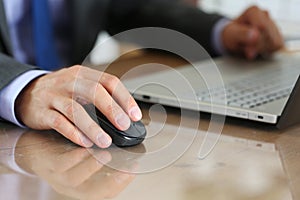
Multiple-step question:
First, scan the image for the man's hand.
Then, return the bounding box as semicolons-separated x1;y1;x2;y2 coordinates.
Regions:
222;6;284;59
15;65;142;148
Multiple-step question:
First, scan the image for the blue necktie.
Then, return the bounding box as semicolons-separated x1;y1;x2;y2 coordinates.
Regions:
32;0;59;70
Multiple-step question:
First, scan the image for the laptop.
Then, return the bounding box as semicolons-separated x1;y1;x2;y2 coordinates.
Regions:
123;55;300;129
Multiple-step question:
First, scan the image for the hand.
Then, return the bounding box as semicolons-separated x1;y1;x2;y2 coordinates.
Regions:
15;65;143;148
183;0;198;6
222;6;284;59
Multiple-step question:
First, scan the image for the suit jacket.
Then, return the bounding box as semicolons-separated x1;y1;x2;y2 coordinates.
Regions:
0;0;222;90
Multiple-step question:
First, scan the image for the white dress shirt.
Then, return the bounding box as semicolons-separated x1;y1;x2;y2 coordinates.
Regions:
0;0;67;126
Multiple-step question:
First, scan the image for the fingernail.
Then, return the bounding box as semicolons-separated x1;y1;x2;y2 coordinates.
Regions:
116;113;131;130
81;135;93;147
97;132;112;148
129;106;142;121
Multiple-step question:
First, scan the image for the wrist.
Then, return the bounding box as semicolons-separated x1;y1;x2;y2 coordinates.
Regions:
0;70;49;127
15;76;40;125
212;18;231;56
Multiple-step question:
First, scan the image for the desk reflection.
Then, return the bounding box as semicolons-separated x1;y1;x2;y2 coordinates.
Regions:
0;98;298;200
0;124;140;200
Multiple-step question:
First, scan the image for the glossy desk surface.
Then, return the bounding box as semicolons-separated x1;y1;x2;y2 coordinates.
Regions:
1;52;300;200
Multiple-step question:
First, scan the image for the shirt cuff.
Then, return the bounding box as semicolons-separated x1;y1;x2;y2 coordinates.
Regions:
0;70;50;127
212;18;231;56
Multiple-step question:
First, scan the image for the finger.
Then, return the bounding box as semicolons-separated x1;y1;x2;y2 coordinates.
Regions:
223;22;260;56
77;170;135;200
237;6;284;53
51;97;112;148
45;110;94;148
58;151;112;187
244;46;259;60
74;67;142;121
53;148;91;172
70;78;131;131
236;6;271;31
263;20;284;52
99;73;142;121
240;27;260;47
249;14;283;52
106;172;136;198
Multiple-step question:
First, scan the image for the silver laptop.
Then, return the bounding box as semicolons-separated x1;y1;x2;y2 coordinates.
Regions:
123;55;300;129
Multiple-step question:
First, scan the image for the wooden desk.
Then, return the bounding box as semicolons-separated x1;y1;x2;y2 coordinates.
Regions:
1;52;300;200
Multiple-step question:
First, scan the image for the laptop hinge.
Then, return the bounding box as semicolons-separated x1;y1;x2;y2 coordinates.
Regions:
277;75;300;129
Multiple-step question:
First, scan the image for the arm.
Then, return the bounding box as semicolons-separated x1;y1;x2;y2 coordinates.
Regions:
0;1;142;149
105;0;223;56
105;1;283;59
0;53;47;126
222;6;284;59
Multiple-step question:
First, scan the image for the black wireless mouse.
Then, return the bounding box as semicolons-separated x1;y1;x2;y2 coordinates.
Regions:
83;104;146;147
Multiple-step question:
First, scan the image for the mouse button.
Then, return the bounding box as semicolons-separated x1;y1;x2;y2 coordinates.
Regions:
94;110;119;130
83;104;99;122
133;121;147;134
124;121;146;138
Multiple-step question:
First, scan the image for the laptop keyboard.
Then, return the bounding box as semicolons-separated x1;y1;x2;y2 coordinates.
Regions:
196;68;299;109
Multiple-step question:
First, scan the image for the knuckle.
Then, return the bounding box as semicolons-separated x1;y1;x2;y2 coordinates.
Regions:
89;82;101;96
50;114;65;129
263;10;269;17
69;128;81;142
128;96;138;107
249;5;259;12
49;113;84;144
71;65;83;71
245;5;259;16
104;74;121;87
64;101;82;118
69;65;84;76
65;127;81;144
104;103;120;117
105;104;115;114
86;122;100;134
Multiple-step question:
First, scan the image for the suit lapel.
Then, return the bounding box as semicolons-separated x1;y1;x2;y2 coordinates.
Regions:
0;0;12;54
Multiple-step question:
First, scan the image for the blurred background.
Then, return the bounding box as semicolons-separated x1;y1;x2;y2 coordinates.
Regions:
200;0;300;40
90;0;300;65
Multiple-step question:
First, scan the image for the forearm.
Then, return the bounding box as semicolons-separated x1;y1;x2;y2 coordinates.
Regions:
0;53;49;126
0;70;49;126
106;0;223;55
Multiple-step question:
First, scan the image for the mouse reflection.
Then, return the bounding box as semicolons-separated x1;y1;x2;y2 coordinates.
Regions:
0;126;142;200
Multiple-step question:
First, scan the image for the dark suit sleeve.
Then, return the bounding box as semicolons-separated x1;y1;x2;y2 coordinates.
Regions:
105;0;223;55
0;0;37;91
0;53;37;90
